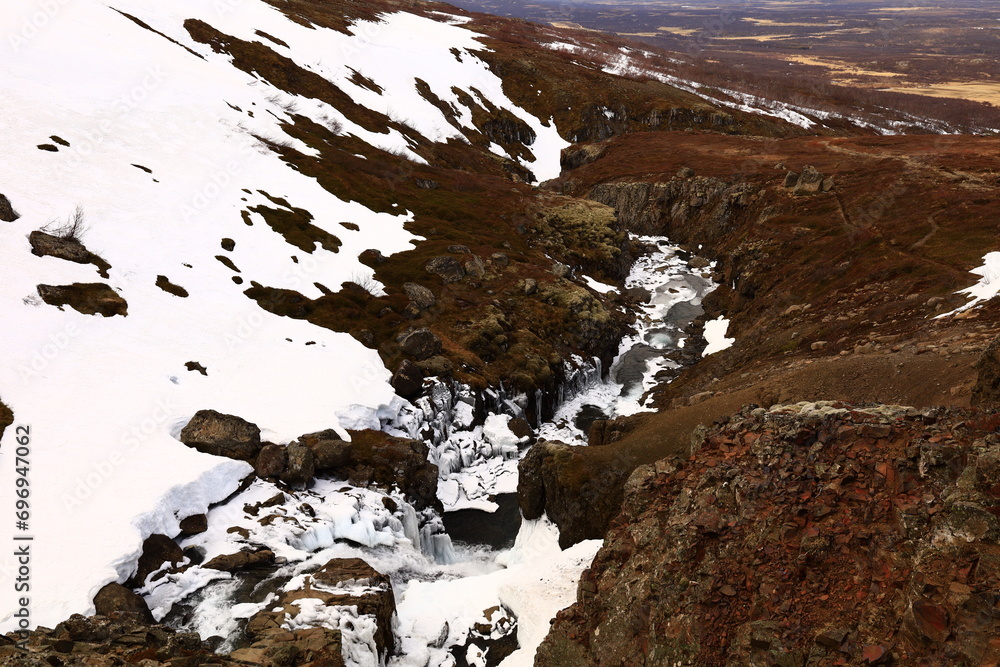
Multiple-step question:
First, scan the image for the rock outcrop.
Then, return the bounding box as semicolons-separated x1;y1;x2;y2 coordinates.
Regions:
0;193;18;222
0;612;345;666
971;334;1000;408
37;283;128;317
29;230;111;277
180;409;263;461
537;402;1000;666
92;584;154;623
244;558;395;662
518;440;635;549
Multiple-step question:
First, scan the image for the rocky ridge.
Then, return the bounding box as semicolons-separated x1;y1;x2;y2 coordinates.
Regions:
537;401;1000;666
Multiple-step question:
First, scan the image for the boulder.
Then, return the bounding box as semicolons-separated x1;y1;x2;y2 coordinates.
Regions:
782;171;798;188
0;193;18;222
280;443;315;487
178;514;208;536
299;429;351;471
203;549;275;572
92;583;155;623
391;359;425;398
425;255;465;283
464;255;487;279
180;409;262;460
304;429;440;511
792;165;825;196
37;283;128;317
398;328;442;361
403;282;436;309
255;443;287;479
128;534;183;588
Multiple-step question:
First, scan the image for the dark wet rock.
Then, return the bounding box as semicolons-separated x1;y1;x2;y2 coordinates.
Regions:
391;359;425;398
92;584;154;623
203;549;275;572
37;283;127;317
180;409;262;461
307;429;440;511
398;327;442;360
518;440;633;548
127;534;183;588
178;514;208;536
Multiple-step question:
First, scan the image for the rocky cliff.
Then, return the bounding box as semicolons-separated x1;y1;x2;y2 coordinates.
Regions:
537;401;1000;666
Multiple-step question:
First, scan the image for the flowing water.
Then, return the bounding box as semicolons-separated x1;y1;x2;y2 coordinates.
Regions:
149;234;714;666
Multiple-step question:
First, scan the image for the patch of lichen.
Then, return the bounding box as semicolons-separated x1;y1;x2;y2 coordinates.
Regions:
531;198;628;280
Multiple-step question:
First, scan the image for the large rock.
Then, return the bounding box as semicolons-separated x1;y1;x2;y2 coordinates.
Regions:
299;429;351;471
792;165;825;195
971;334;1000;408
0;193;18;222
403;282;436;309
180;409;262;460
29;230;111;277
127;534;183;588
92;583;154;623
255;443;287;479
280;443;315;487
391;359;424;398
518;440;635;549
203;549;275;572
424;255;465;283
296;428;439;511
37;283;128;317
398;327;442;361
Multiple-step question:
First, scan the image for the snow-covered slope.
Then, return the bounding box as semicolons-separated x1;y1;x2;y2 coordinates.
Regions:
0;0;570;631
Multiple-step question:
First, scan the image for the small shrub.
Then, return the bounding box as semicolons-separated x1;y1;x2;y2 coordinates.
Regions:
43;206;88;241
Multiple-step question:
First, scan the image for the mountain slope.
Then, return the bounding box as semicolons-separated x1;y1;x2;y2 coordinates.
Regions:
0;0;811;633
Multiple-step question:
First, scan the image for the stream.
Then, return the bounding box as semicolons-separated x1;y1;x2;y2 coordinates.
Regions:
146;234;717;667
